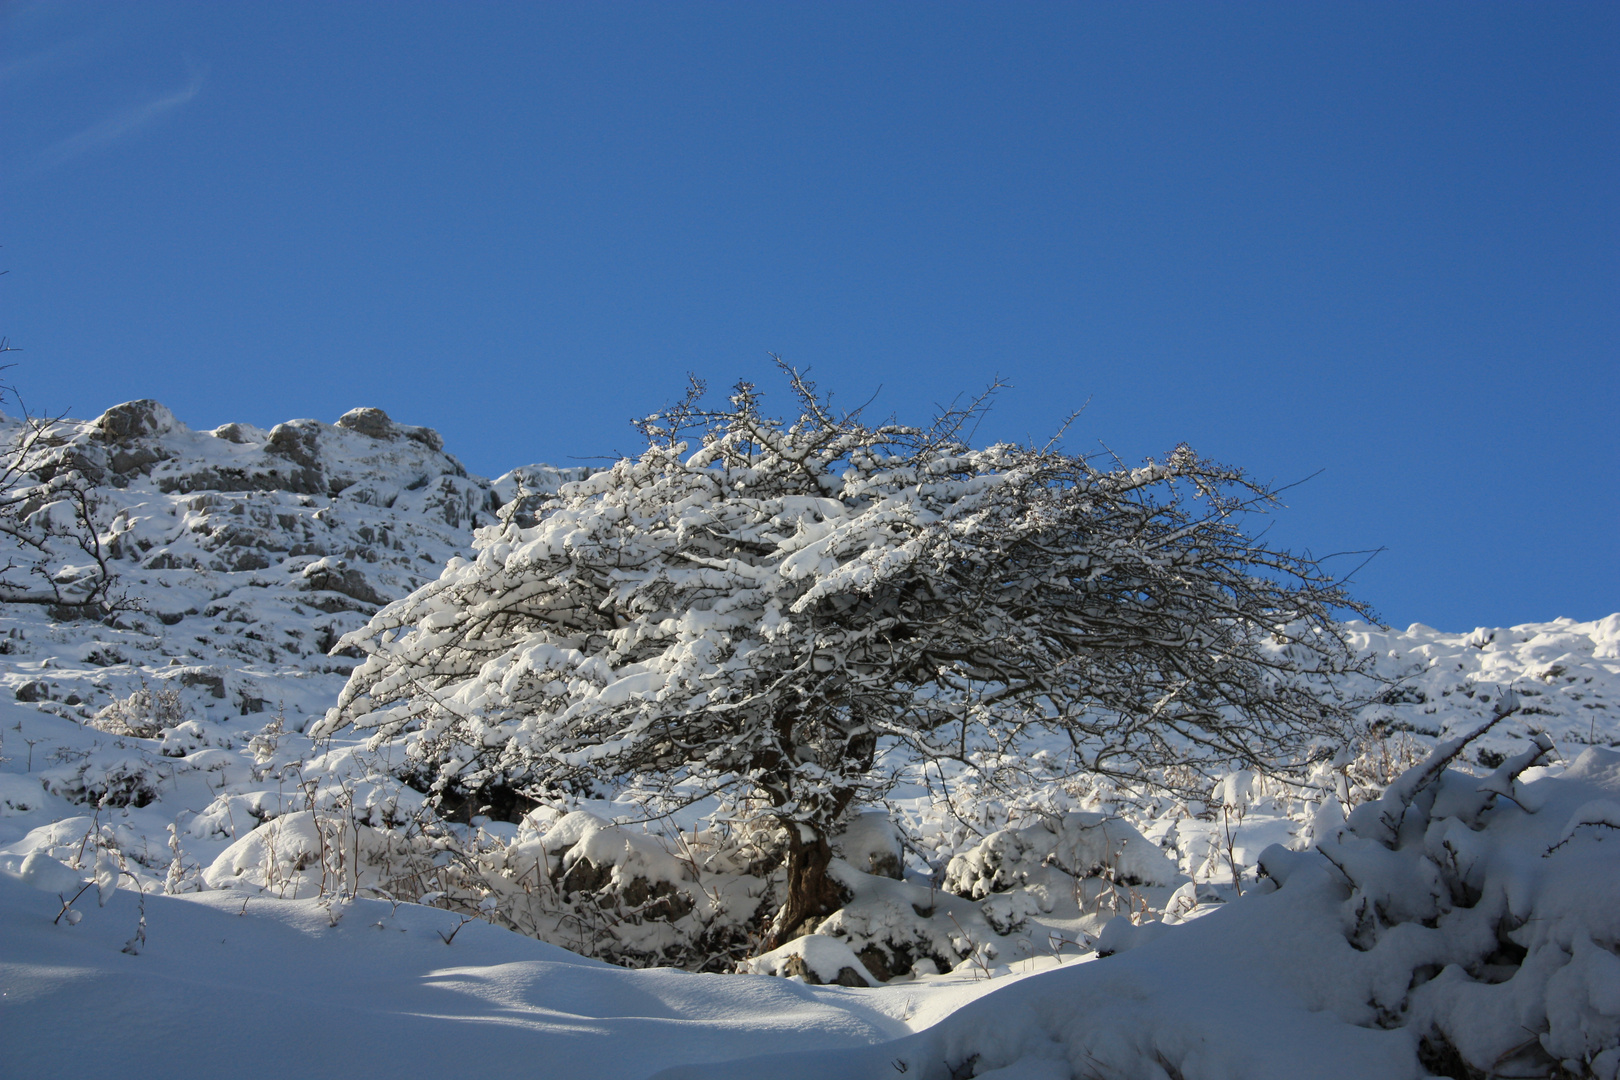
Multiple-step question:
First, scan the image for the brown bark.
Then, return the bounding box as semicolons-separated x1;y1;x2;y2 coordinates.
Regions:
762;826;848;952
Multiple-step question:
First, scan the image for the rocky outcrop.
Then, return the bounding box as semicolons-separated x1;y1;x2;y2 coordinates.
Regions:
96;399;179;441
70;401;471;502
0;400;520;671
335;407;445;452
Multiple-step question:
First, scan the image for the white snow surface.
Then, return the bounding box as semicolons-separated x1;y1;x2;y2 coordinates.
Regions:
0;399;1617;1077
0;868;991;1079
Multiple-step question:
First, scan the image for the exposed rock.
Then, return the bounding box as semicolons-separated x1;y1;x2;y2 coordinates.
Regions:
300;557;388;607
404;425;445;452
336;407;446;453
265;420;326;495
779;952;870;987
334;407;396;440
222;548;272;572
14;680;49;702
179;670;227;699
109;445;167;476
266;420;322;470
210;422;262;445
95;400;178;441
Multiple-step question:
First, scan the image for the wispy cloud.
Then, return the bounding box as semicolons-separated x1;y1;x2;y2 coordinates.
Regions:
0;36;95;84
31;67;205;173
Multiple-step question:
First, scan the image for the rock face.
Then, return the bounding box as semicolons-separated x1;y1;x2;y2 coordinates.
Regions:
333;407;396;441
72;401;473;505
0;400;592;721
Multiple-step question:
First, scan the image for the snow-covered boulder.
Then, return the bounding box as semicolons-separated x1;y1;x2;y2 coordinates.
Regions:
96;399;179;441
832;811;904;880
534;811;697;918
203;811;325;895
0;774;46;817
944;812;1180;900
747;934;877;987
0;850;84;894
334;406;443;451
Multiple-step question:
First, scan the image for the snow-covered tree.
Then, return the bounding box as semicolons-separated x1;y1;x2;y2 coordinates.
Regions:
0;362;121;618
317;367;1369;946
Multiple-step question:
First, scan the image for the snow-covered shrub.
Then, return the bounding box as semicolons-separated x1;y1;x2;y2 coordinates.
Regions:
198;754;448;906
945;813;1180;900
319;364;1369;952
92;680;188;738
675;737;1620;1080
477;810;781;970
157;720;211;757
39;750;165;807
1252;708;1620;1077
202;809;439;902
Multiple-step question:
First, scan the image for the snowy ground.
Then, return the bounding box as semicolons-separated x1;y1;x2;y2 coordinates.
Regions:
0;870;1013;1079
2;400;1617;1078
6;735;1616;1078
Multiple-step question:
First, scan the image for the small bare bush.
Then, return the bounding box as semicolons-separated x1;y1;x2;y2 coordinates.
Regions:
93;681;188;738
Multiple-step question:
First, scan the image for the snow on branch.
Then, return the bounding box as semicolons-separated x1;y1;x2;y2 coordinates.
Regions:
316;364;1373;944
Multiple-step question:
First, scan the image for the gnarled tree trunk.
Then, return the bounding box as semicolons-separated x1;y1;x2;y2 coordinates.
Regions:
763;825;848;951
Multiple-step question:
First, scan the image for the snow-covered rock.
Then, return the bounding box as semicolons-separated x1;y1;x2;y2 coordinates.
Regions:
1;394;1618;1077
833;811;905;880
1;849;84;894
0;773;46;817
749;933;879;987
945;812;1180;900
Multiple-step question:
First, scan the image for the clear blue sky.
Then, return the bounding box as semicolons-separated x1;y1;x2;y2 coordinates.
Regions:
3;2;1616;631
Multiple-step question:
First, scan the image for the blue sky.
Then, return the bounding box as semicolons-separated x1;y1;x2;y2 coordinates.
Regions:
3;2;1616;630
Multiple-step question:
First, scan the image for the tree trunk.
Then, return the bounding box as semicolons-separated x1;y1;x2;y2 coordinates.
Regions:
763;825;847;951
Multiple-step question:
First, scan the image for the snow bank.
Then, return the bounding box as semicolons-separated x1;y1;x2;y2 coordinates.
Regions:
0;871;938;1080
657;747;1620;1079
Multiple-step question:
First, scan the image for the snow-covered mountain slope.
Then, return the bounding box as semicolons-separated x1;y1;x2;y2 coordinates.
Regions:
0;398;1615;903
0;399;584;727
1351;617;1620;766
1;399;1616;1078
2;397;1613;767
